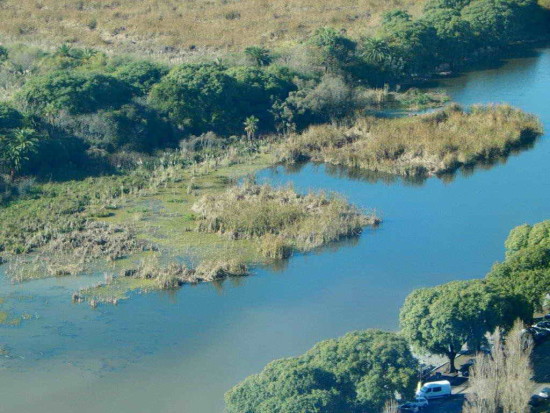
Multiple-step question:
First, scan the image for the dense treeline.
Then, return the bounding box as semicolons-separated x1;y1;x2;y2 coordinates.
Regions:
0;0;547;193
226;220;550;411
401;220;550;370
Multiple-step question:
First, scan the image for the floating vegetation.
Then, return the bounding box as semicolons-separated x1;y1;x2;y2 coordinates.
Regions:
73;255;248;305
7;221;155;282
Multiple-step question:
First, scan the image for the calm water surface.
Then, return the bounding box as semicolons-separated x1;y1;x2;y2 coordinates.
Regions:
0;49;549;413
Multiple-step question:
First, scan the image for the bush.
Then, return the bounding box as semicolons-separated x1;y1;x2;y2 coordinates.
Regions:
0;103;24;130
114;60;169;95
18;70;134;115
149;63;244;134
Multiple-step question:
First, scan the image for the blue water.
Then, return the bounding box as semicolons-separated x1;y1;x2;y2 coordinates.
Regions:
0;49;548;413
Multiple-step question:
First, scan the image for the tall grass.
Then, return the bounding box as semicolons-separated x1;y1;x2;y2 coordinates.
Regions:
0;0;424;54
276;104;543;177
192;180;378;259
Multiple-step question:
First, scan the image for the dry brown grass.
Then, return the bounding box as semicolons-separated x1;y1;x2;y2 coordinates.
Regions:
276;104;543;177
0;0;424;56
465;321;533;413
192;180;378;259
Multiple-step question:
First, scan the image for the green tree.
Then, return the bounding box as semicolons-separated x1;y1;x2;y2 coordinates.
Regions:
421;8;473;67
0;128;38;180
0;103;24;130
487;220;550;311
225;330;418;413
382;18;440;75
148;63;243;134
400;280;531;372
462;0;541;47
360;37;391;65
244;46;272;66
18;71;134;115
115;60;169;95
309;27;356;73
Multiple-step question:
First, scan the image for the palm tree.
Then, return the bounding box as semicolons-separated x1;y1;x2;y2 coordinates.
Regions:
0;128;38;180
244;46;272;67
361;37;391;65
56;44;73;58
243;116;259;140
81;48;98;59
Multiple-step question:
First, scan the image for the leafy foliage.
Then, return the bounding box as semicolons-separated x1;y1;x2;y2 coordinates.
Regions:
400;279;532;371
225;330;418;413
488;220;550;311
18;71;134;115
114;60;169;95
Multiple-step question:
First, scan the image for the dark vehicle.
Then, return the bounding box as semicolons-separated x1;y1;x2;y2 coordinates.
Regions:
524;327;550;344
530;387;550;407
536;321;550;331
459;359;475;377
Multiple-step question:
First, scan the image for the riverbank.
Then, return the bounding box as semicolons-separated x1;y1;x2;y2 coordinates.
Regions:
0;102;541;305
0;46;549;413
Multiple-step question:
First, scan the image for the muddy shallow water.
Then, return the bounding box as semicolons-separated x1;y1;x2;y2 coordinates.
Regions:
0;48;549;413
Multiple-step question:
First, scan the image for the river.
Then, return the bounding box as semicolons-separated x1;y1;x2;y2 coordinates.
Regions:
0;48;549;413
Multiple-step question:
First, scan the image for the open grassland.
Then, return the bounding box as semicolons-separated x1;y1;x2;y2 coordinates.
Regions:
277;104;543;177
0;0;424;55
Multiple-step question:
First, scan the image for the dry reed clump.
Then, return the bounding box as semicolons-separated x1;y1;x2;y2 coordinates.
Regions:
42;221;153;262
123;256;248;287
464;320;533;413
277;104;543;177
192;181;378;259
72;256;248;305
7;221;154;281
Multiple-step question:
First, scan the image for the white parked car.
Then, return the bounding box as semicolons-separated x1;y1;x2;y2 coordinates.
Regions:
415;380;452;399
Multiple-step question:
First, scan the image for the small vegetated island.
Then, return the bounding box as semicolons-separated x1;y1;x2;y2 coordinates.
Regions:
225;220;550;412
0;0;547;310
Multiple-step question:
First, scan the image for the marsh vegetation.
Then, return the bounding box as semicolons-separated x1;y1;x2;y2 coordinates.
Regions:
192;181;377;259
277;104;543;177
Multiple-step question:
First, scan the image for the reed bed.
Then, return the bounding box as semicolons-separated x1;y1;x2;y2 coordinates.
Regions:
73;255;248;305
276;104;543;177
192;181;378;259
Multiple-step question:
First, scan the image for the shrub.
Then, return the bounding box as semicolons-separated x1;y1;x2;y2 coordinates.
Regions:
0;103;24;130
17;70;134;115
114;60;169;95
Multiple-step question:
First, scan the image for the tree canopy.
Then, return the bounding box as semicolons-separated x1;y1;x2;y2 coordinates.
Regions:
400;279;531;372
18;71;134;115
225;330;418;413
488;220;550;311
